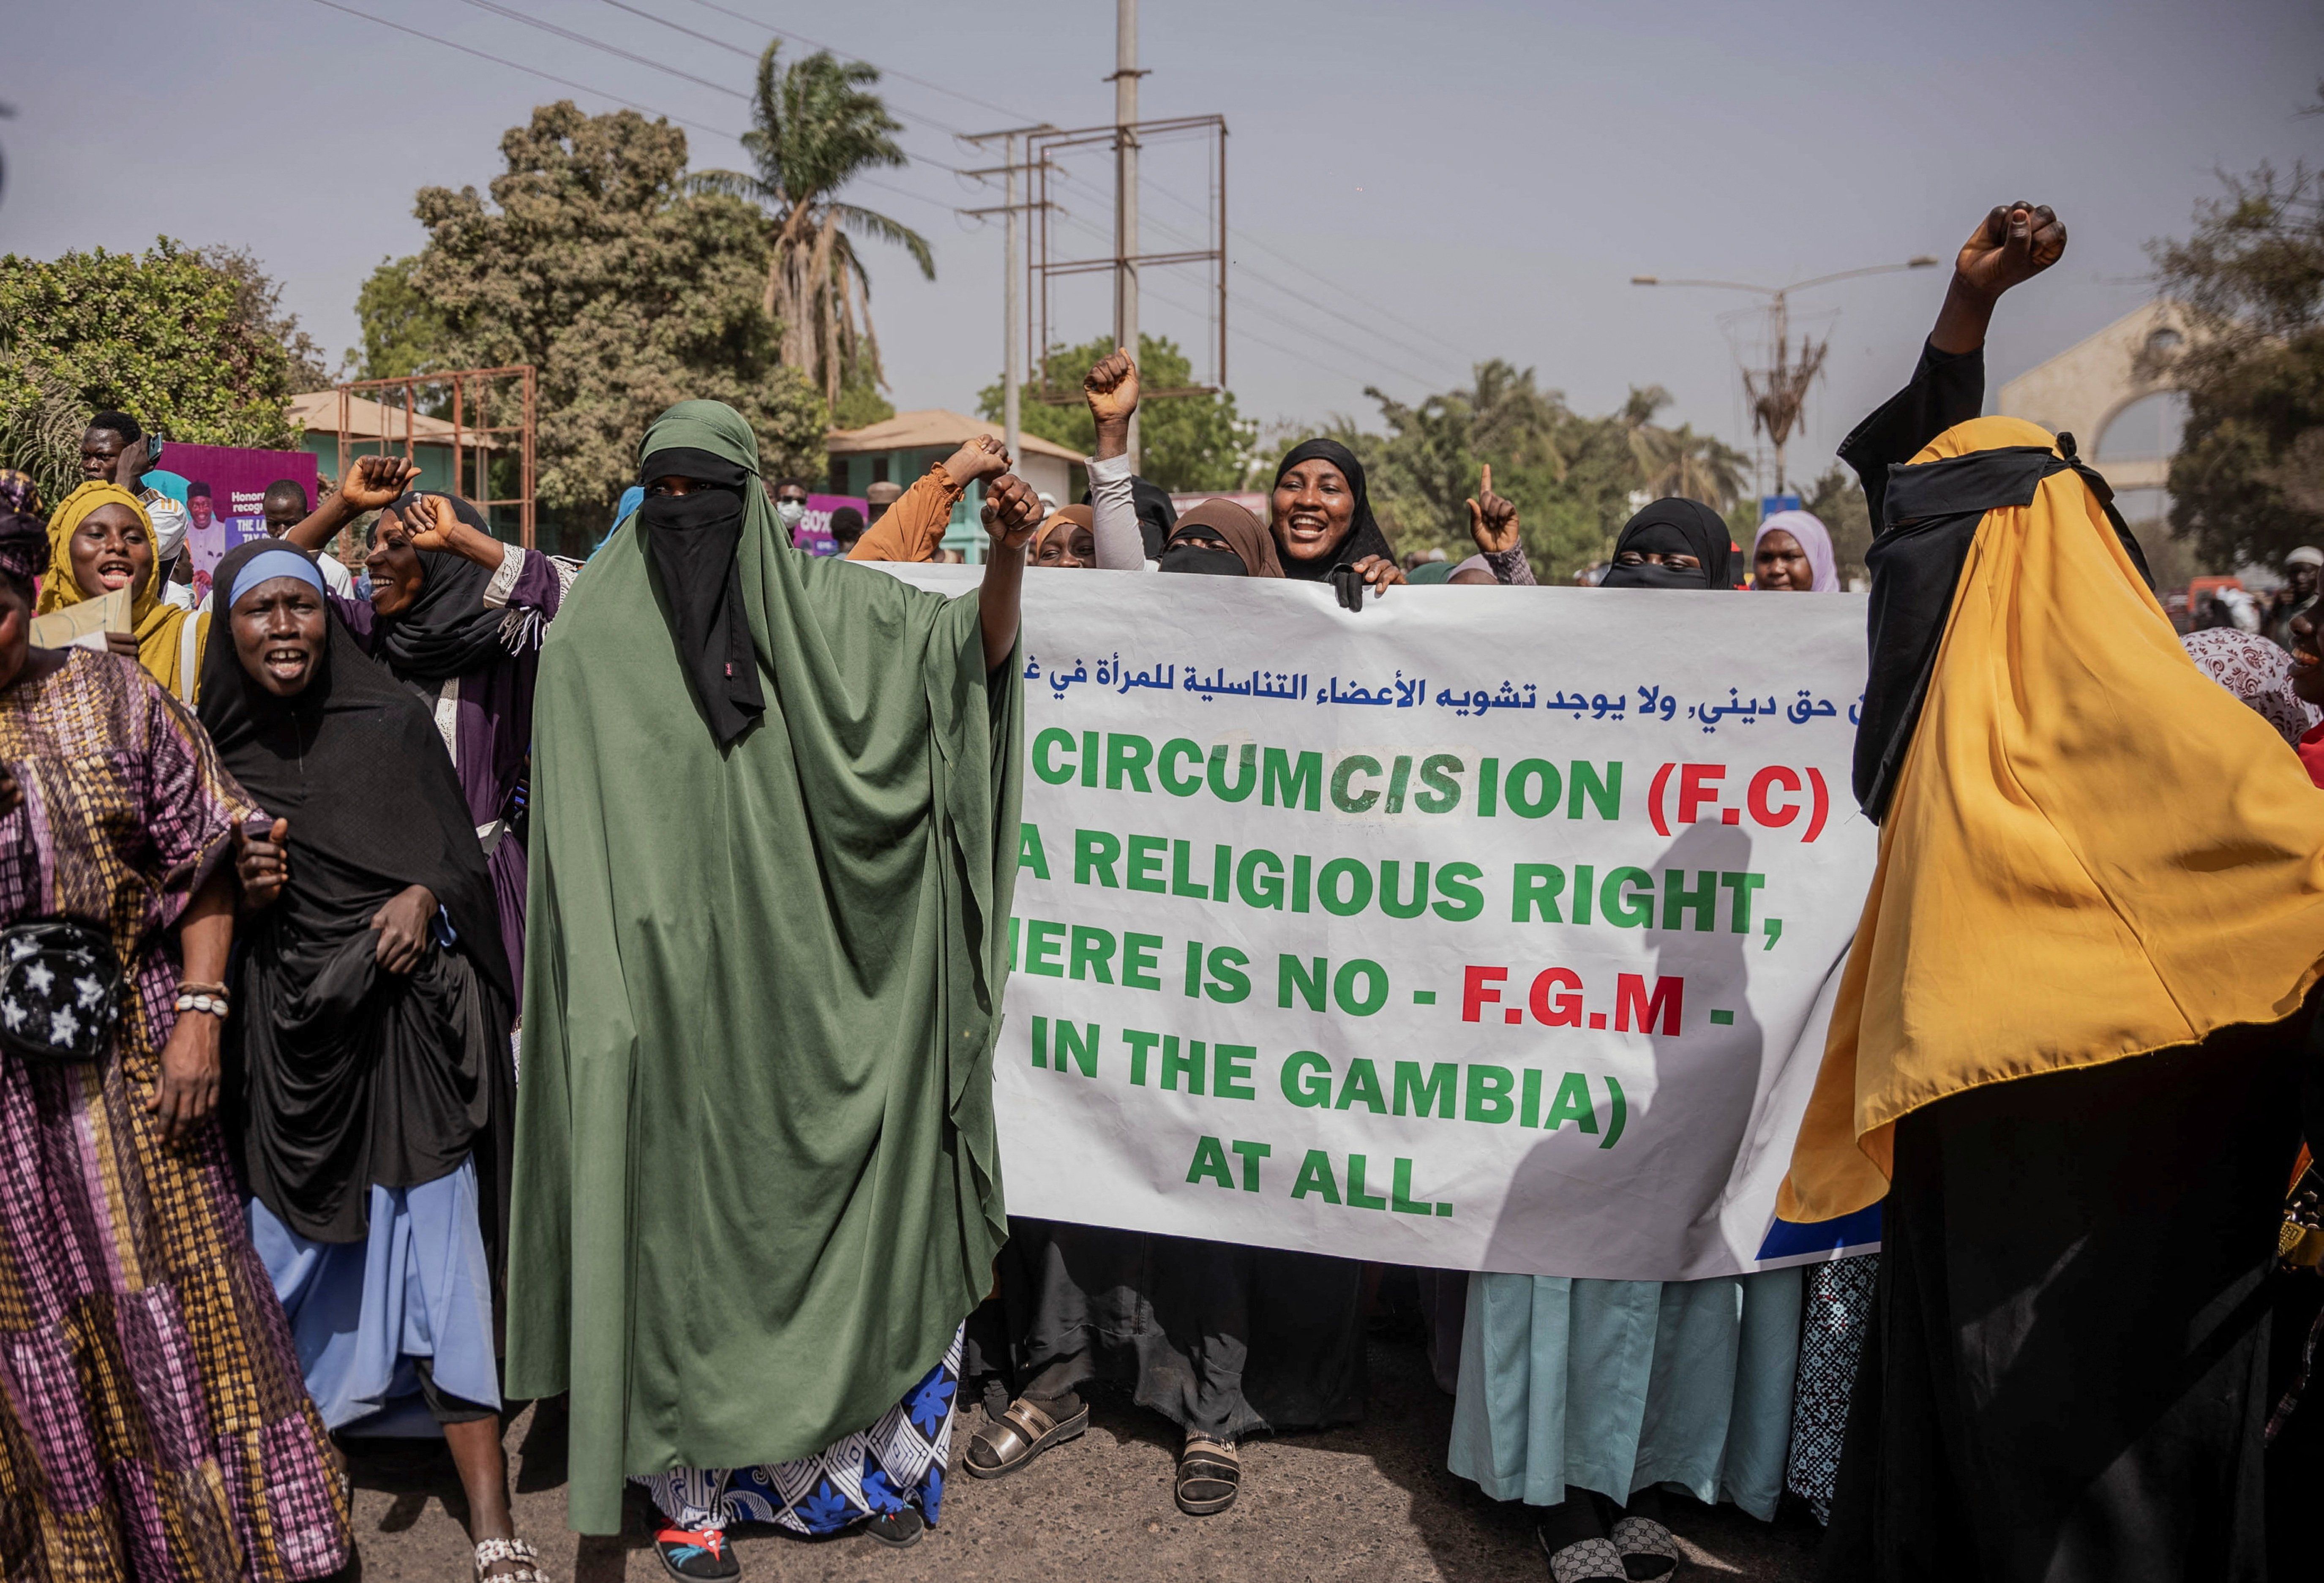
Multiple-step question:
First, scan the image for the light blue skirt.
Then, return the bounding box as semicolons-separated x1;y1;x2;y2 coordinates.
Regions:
248;1156;500;1436
1447;1270;1802;1519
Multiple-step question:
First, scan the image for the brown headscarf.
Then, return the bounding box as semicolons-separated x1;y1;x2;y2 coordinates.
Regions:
1168;498;1283;578
1032;505;1095;560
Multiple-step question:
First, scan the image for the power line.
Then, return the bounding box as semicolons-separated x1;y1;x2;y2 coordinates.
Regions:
597;0;1490;384
1137;172;1490;370
1050;166;1468;387
297;0;738;136
289;0;960;221
471;0;983;178
1046;205;1443;393
581;0;1491;384
452;0;745;99
671;0;1038;131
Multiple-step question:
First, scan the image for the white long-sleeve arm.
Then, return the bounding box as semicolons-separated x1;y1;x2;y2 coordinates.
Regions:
1088;452;1153;571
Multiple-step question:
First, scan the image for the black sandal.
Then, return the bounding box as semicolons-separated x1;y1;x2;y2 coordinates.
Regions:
862;1508;925;1549
965;1395;1087;1479
1175;1436;1241;1515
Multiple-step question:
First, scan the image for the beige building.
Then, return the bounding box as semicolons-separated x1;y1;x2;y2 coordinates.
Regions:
1998;300;2188;522
825;410;1086;559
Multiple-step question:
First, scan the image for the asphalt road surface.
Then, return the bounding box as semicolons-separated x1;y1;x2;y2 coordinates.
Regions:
338;1327;1821;1582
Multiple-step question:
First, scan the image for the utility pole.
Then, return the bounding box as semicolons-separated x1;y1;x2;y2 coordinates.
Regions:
1004;129;1023;468
1110;0;1146;471
960;128;1059;482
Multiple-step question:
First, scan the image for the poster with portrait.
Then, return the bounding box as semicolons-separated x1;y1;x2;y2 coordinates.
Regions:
163;443;320;603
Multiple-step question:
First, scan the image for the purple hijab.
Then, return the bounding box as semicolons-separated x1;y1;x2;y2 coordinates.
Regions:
1753;510;1840;592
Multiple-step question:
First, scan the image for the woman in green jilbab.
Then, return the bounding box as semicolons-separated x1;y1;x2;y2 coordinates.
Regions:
505;401;1041;1578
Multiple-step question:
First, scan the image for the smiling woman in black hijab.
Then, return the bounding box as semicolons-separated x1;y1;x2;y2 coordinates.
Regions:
1269;439;1405;594
195;537;539;1583
1599;498;1736;589
366;491;513;678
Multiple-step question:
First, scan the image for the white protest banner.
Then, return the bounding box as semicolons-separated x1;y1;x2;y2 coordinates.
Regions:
887;567;1879;1281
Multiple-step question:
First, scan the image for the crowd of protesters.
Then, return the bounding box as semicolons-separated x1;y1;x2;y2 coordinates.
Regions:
1;198;2320;1583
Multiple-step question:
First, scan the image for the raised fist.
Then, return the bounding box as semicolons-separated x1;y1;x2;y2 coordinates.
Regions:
1953;202;2066;304
981;473;1044;551
1083;348;1140;428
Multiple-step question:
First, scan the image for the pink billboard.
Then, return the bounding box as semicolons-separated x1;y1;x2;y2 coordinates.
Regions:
164;443;320;604
789;493;867;557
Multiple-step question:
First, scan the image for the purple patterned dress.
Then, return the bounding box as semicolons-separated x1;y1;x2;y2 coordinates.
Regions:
0;650;352;1580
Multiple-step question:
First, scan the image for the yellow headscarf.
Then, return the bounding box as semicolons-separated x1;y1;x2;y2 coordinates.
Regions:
39;480;209;699
1781;416;2324;1221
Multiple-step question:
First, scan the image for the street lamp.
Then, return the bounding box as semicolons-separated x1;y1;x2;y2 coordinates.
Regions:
1634;256;1939;493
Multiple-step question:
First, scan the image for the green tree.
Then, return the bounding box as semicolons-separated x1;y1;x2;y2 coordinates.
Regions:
0;238;301;496
978;333;1252;491
351;255;447;381
688;42;932;410
1803;465;1871;587
406;101;829;542
1333;362;1752;580
2147;161;2324;568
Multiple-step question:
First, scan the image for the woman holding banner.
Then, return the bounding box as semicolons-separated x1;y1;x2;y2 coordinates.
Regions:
1750;511;1840;593
1446;501;1802;1583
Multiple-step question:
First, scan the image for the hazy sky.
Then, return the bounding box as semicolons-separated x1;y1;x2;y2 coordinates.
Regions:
5;0;2321;487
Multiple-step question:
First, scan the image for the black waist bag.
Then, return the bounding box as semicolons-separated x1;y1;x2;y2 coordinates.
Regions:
0;917;124;1064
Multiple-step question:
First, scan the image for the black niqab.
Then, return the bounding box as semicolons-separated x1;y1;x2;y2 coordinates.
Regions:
198;539;514;1250
637;446;765;747
1131;477;1179;561
1271;439;1396;580
1853;438;2152;823
1600;499;1734;590
371;492;512;682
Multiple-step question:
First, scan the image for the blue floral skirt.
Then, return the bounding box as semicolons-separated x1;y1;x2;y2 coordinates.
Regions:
637;1327;961;1536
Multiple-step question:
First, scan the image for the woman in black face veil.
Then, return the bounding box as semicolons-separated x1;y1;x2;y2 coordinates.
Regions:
1598;499;1736;590
1447;492;1794;1583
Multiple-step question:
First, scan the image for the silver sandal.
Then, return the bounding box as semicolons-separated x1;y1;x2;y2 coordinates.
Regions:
1175;1436;1241;1515
965;1395;1088;1479
474;1537;549;1583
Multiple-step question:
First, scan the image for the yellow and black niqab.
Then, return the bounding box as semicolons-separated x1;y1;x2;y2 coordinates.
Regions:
1781;416;2324;1222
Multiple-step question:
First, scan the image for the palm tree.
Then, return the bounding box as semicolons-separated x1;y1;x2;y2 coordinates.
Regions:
1618;386;1749;508
687;42;935;408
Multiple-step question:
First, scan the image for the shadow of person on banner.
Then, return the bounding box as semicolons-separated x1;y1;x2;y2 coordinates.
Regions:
1476;818;1767;1280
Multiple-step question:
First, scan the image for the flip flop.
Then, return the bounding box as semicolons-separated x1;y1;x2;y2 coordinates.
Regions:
652;1525;738;1581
